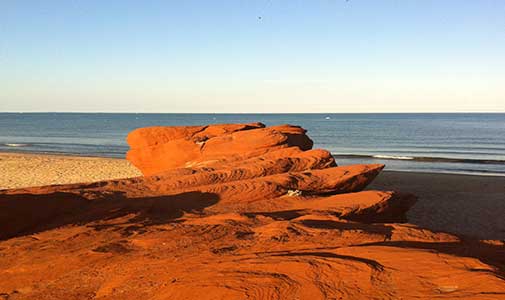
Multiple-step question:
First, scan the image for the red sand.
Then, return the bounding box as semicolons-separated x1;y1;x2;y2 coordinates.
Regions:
0;123;504;299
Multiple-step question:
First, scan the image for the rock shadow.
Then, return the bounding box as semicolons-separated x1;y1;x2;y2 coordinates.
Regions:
298;219;394;238
0;191;219;240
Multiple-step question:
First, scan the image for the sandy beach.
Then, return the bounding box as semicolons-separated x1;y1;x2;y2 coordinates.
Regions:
0;152;141;190
1;151;503;240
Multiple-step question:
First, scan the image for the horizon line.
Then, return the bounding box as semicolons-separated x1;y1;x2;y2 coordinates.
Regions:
1;111;504;114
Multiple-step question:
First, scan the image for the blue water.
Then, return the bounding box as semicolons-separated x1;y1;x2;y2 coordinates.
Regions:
1;113;504;176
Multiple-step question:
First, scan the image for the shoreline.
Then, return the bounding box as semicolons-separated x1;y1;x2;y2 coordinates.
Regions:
2;150;504;177
0;149;124;159
382;168;505;178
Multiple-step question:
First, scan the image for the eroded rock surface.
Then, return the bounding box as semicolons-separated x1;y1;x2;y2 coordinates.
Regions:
126;123;313;175
1;123;504;300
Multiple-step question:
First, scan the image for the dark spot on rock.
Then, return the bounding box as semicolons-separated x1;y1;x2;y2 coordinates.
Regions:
235;231;254;240
93;242;132;254
211;245;238;254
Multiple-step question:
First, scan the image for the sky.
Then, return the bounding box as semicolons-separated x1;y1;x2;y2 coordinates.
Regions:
1;0;505;113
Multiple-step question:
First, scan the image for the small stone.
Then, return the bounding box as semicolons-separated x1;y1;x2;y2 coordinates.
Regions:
287;189;303;197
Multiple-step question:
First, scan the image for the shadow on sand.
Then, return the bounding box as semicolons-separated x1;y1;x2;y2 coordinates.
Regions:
0;190;219;240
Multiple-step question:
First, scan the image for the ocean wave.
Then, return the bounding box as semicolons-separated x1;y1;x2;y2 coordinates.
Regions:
4;143;29;147
385;169;505;177
372;155;414;160
332;154;505;165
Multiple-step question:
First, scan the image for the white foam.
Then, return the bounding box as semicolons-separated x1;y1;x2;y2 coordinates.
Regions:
4;143;28;147
372;155;414;160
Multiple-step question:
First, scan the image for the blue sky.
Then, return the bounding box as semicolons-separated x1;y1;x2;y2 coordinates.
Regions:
1;0;504;112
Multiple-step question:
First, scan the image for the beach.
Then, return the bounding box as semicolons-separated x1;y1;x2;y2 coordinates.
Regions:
0;152;141;190
368;171;505;240
1;151;503;240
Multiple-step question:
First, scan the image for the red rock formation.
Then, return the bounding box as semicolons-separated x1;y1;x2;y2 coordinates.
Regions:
126;123;314;175
1;123;504;299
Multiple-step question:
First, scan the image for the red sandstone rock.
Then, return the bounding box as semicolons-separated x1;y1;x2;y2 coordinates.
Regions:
1;123;504;300
127;122;265;149
126;124;314;175
0;164;382;240
240;190;417;223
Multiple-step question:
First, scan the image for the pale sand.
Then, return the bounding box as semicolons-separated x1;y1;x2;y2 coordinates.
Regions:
1;152;504;240
0;152;141;190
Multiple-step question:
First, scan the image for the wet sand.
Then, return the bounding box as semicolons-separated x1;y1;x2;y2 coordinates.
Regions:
369;171;505;240
1;152;503;240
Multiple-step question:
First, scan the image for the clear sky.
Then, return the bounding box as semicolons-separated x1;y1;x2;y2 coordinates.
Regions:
1;0;504;113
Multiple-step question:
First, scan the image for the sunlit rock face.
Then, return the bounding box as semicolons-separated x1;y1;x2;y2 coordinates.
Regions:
126;123;314;175
1;123;504;300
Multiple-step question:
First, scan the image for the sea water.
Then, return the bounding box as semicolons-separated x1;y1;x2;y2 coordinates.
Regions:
1;113;504;176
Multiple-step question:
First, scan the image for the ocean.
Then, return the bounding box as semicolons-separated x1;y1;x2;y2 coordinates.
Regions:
1;113;504;176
